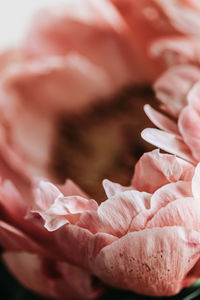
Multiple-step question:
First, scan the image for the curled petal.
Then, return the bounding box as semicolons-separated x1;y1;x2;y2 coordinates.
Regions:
144;104;179;135
131;149;192;193
102;179;132;198
141;128;196;163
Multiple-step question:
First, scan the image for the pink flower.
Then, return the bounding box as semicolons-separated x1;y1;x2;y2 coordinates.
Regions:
0;173;103;300
37;149;200;297
142;64;200;164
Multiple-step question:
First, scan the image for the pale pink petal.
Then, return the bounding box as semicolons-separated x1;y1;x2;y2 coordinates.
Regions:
150;181;192;211
0;180;53;246
131;149;190;193
102;179;132;198
33;180;62;211
94;227;200;296
129;181;192;231
154;0;200;35
3;54;113;114
154;65;200;117
187;81;200;113
79;190;151;237
24;1;135;87
58;179;89;198
3;251;102;300
147;197;200;231
144;104;179;134
192;163;200;199
141;128;195;163
40;196;98;232
54;224;117;269
151;36;200;66
179;106;200;161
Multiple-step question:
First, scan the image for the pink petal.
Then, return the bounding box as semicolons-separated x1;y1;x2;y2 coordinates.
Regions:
151;36;200;66
3;54;114;114
131;149;191;193
154;0;200;35
33;180;63;211
154;65;200;117
141;128;195;163
79;190;151;237
144;104;179;134
192;163;200;199
129;181;192;231
187;81;200;113
3;251;102;300
179;106;200;161
0;221;44;254
102;179;132;198
54;224;117;269
58;179;89;198
94;227;200;296
147;197;200;231
40;196;98;232
150;181;192;211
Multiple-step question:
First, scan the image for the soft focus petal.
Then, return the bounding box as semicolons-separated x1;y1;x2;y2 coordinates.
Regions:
94;227;200;296
151;36;200;66
0;221;44;254
154;0;200;35
3;251;101;300
154;65;200;117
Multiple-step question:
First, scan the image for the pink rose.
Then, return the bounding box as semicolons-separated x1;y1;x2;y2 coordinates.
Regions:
37;150;200;297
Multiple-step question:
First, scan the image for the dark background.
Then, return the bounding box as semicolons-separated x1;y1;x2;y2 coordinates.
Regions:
1;259;200;300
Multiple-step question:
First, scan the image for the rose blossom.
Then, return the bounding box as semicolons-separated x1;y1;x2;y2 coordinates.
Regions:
33;149;200;297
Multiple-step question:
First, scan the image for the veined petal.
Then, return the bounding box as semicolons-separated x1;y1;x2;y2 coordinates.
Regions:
94;227;200;296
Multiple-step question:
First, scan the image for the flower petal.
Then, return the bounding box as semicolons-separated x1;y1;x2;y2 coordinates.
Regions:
3;251;102;300
131;149;192;193
144;104;179;135
154;65;200;117
141;128;195;163
94;227;200;296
